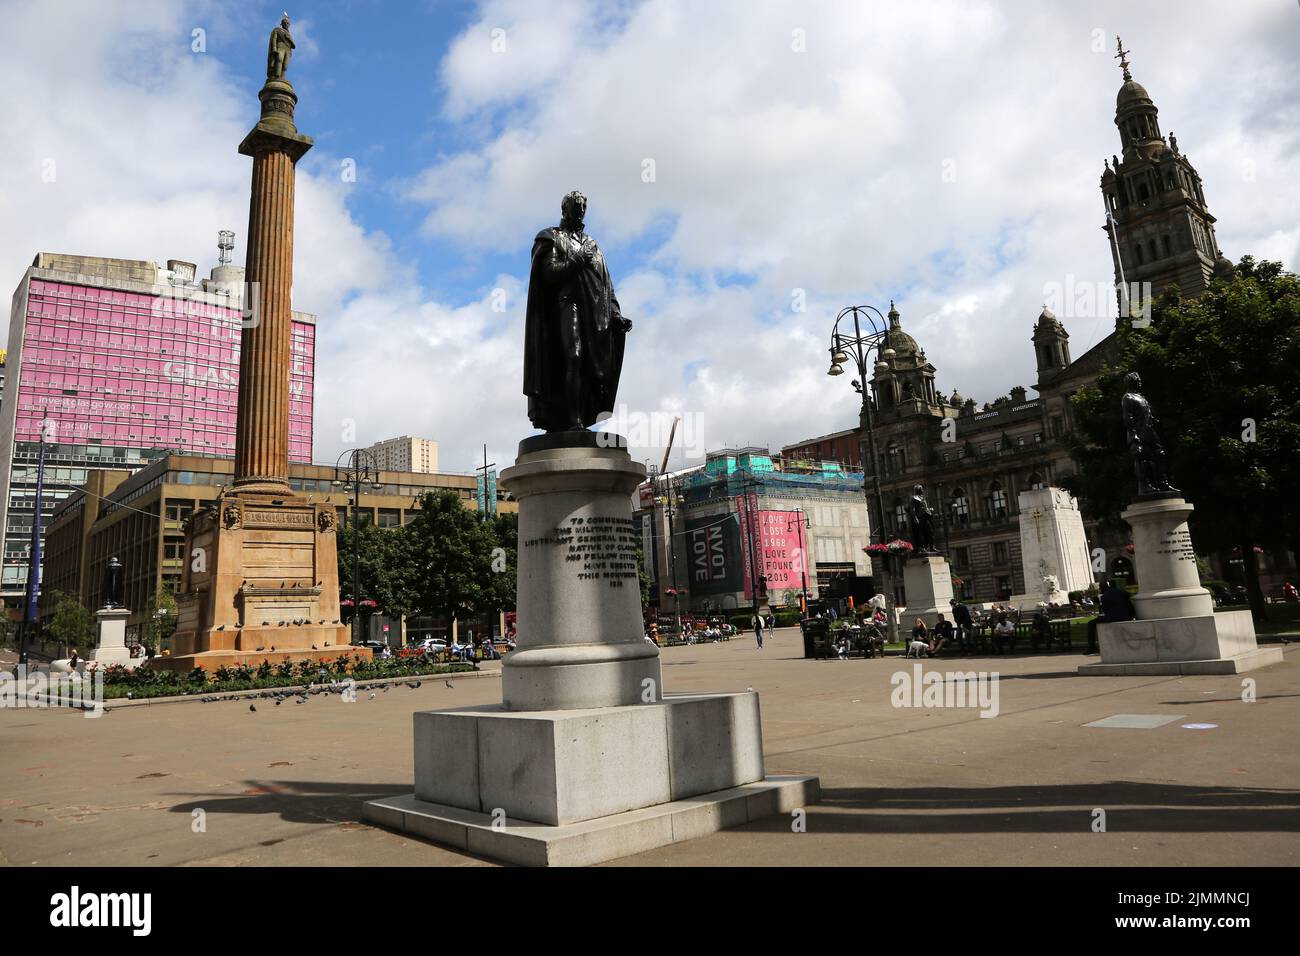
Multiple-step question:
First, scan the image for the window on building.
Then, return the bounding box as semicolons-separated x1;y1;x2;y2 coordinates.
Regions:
377;508;401;528
988;483;1008;519
991;541;1009;565
950;489;970;528
1028;472;1045;490
886;444;905;476
893;500;907;533
164;500;193;522
954;546;970;568
995;574;1012;599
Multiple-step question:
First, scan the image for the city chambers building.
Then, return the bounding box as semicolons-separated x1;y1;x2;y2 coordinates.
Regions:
784;46;1264;607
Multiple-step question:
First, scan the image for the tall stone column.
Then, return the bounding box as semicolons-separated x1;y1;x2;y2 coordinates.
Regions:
235;77;312;494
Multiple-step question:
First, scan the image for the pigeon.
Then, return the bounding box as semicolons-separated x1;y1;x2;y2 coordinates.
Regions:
746;686;754;693
295;698;306;705
312;645;319;650
445;680;454;689
368;693;376;700
256;647;265;652
249;704;256;712
275;699;283;706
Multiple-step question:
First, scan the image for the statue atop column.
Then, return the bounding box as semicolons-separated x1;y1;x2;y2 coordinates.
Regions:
906;484;939;555
1122;372;1178;497
523;191;633;432
266;13;296;80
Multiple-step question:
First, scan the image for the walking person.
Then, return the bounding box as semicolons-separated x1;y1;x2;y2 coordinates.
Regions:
752;611;766;649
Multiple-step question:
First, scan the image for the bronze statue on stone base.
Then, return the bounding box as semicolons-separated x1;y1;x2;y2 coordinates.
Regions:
907;484;940;556
524;191;632;432
1122;372;1179;498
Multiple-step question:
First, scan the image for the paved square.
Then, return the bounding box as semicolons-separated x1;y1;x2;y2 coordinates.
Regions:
1;634;1296;867
1084;714;1187;729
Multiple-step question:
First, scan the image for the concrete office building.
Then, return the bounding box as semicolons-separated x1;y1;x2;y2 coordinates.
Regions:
362;436;439;474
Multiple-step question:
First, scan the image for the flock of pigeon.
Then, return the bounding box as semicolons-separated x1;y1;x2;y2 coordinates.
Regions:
234;677;459;711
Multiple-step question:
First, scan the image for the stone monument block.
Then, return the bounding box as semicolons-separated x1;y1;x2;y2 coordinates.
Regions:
902;554;955;627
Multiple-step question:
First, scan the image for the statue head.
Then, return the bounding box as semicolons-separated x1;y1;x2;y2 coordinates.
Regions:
561;190;588;227
1124;371;1142;391
281;12;291;29
912;483;924;497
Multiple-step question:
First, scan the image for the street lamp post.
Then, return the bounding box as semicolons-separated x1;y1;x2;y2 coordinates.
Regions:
827;304;899;647
17;424;51;668
787;508;811;617
332;449;382;647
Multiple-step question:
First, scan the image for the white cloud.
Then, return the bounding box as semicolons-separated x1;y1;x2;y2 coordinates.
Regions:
2;0;1297;479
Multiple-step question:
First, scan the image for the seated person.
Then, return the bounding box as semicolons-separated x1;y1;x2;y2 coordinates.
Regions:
906;618;931;658
930;614;953;656
1029;608;1052;652
991;615;1017;655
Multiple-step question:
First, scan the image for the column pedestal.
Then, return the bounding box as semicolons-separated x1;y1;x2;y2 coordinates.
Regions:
365;433;819;865
90;607;134;669
1080;497;1282;675
901;554;955;628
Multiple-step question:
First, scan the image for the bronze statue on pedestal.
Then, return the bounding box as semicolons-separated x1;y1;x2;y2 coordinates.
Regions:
1122;372;1178;497
523;191;632;432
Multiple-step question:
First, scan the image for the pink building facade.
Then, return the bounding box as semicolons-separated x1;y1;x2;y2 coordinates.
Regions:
0;253;317;599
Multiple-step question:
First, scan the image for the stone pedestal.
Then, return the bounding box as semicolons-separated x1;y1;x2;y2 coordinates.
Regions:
90;607;134;669
1010;487;1094;610
501;435;661;709
365;434;818;865
1080;497;1282;675
159;495;355;671
901;555;954;627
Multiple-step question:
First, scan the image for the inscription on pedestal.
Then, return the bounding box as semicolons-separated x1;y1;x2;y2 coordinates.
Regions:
1155;528;1196;561
244;509;314;528
524;516;640;588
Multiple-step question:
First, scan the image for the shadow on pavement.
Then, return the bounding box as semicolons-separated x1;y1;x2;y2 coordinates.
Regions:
743;782;1300;834
167;779;411;826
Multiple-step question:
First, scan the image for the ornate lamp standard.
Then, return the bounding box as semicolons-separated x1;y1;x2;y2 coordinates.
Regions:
332;449;382;647
827;304;899;646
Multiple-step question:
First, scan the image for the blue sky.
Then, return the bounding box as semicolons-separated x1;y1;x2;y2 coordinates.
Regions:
2;0;1298;475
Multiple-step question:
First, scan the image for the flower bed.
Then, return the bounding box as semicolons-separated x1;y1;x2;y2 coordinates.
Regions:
97;653;477;701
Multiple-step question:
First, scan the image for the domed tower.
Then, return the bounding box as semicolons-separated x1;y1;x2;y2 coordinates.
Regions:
1100;37;1222;321
871;301;940;417
1032;305;1071;384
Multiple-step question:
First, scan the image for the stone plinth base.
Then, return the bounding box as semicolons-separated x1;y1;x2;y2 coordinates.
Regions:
157;489;366;673
90;607;135;669
499;435;659;710
901;556;955;628
412;692;765;826
364;775;820;867
1079;609;1284;675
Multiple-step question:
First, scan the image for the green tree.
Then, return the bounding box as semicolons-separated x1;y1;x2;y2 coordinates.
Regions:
406;491;501;623
1064;257;1300;622
336;516;418;621
487;511;518;614
47;591;95;655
